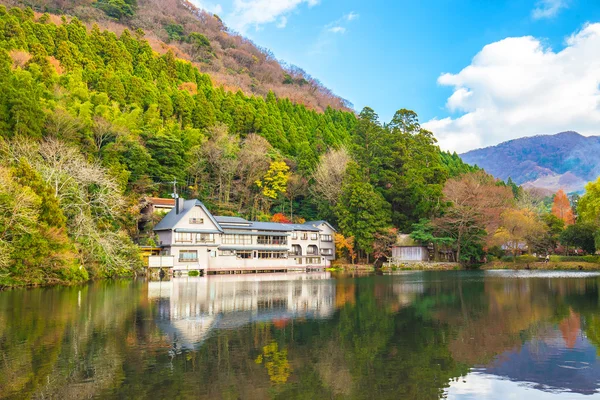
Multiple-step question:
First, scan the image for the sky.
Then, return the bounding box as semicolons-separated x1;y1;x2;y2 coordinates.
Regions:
189;0;600;153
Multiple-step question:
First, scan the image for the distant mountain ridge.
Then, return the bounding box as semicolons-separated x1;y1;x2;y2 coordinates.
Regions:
460;132;600;192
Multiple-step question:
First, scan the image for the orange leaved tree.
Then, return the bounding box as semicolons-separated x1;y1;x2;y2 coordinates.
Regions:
552;190;575;226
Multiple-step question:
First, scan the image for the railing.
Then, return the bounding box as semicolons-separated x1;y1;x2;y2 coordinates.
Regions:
179;257;198;263
148;256;175;268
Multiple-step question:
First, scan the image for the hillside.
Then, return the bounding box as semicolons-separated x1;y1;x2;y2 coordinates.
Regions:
3;0;351;112
461;132;600;192
0;6;482;286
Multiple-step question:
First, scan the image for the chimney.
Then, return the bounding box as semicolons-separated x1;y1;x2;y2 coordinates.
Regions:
175;197;185;214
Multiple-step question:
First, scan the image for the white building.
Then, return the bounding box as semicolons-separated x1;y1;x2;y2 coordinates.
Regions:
151;198;336;274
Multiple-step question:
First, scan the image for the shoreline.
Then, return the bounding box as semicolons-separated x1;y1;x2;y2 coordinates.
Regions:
481;261;600;271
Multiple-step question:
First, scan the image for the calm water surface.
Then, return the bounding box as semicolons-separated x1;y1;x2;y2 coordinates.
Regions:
1;270;600;399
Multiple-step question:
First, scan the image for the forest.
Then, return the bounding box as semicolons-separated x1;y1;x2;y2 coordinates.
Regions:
1;6;600;287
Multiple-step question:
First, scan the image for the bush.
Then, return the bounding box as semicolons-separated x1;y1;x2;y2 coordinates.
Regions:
516;255;537;263
188;270;199;277
500;255;537;263
550;255;600;263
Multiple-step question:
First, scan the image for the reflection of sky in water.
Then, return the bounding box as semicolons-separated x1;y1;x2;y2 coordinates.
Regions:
448;331;600;398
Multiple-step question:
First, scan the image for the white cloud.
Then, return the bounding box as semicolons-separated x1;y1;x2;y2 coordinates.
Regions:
345;11;359;21
309;11;358;54
328;26;346;34
532;0;568;20
189;0;223;15
276;16;288;28
227;0;319;33
423;23;600;153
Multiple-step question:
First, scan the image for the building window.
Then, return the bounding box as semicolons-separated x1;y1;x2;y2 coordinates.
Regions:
306;257;321;264
196;233;214;243
320;234;333;242
179;250;198;262
310;233;318;240
321;248;333;256
257;251;288;259
237;251;253;259
222;234;252;245
301;232;308;240
257;236;288;245
175;232;193;243
295;258;303;265
189;218;204;224
307;245;318;255
289;244;302;256
291;231;298;240
219;250;235;256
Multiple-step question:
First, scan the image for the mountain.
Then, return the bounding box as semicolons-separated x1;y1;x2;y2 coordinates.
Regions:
461;132;600;192
3;0;351;112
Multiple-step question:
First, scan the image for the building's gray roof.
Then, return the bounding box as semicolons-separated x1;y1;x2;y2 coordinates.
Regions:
303;220;338;232
154;200;223;232
154;199;335;234
214;216;250;224
290;223;320;232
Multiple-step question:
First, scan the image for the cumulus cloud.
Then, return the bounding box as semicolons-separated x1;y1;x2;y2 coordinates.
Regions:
532;0;568;20
227;0;319;32
423;23;600;153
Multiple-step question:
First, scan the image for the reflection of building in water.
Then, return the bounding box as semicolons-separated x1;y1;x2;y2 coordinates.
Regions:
148;273;335;349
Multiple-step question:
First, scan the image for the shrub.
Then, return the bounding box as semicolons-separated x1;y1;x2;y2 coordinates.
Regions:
516;255;537;263
188;270;199;277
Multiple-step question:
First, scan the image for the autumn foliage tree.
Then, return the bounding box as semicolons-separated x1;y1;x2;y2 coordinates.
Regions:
433;171;514;263
552;189;575;226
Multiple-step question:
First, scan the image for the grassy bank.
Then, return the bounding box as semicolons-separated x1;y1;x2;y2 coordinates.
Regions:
381;262;461;272
326;264;375;272
482;261;600;271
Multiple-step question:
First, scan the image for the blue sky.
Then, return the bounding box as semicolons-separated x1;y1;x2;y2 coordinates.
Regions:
191;0;600;152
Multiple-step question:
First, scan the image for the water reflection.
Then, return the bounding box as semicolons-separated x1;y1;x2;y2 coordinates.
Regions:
150;273;335;350
0;271;599;399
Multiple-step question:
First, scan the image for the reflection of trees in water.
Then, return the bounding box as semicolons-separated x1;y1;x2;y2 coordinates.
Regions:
1;274;600;399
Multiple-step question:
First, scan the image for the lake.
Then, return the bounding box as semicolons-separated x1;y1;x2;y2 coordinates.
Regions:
1;270;600;399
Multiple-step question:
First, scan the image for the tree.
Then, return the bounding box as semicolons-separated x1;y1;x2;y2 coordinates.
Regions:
493;208;547;260
410;219;454;261
433;171;513;263
552;189;575;226
335;233;356;264
559;223;597;254
335;162;392;260
256;161;290;200
284;174;308;221
578;177;600;225
372;227;398;261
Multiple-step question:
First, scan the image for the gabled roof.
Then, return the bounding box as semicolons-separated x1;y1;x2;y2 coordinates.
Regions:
303;220;338;232
154;199;223;232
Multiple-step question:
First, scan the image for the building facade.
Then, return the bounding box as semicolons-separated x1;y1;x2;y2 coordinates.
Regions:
152;199;336;273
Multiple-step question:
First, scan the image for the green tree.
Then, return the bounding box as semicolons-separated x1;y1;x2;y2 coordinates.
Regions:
336;162;392;260
559;223;597;254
